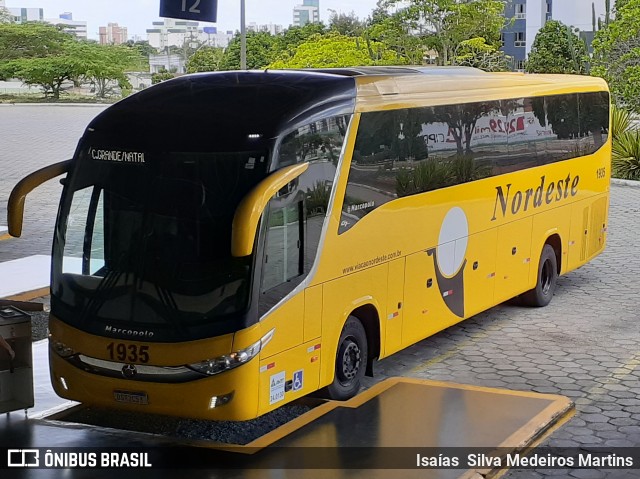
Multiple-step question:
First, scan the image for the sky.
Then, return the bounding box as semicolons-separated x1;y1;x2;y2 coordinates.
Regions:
5;0;380;39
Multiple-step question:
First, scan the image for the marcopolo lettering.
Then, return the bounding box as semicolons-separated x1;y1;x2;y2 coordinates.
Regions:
105;325;154;338
491;174;579;221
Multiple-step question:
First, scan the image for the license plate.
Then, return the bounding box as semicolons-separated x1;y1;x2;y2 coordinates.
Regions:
113;390;148;405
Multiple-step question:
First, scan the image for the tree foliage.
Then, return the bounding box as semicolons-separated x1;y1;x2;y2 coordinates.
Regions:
1;47;82;98
366;13;424;64
592;0;640;111
378;0;506;66
610;105;640;179
125;40;157;58
0;23;141;99
269;23;328;67
328;10;365;36
152;69;176;84
73;42;139;97
219;31;277;70
454;37;510;71
526;20;588;74
267;32;406;69
186;47;225;73
0;22;72;61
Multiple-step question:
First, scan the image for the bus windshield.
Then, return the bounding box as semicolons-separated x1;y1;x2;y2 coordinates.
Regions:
52;149;269;342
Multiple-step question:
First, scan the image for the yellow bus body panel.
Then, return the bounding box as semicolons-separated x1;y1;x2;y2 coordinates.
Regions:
50;317;261;421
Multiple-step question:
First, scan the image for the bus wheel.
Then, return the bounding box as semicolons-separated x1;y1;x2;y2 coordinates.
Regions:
522;244;558;307
326;316;368;401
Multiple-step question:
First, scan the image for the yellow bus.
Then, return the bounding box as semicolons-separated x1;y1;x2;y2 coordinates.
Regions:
9;67;610;421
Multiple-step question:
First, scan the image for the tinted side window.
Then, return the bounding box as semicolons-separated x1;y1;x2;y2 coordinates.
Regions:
339;92;608;234
540;94;580;163
578;91;609;155
339;111;402;234
503;98;545;172
259;115;350;315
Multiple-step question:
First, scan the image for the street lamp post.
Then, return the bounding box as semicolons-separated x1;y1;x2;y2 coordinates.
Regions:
240;0;246;69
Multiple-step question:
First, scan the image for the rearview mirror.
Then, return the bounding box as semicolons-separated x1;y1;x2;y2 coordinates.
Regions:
231;162;309;257
7;160;73;238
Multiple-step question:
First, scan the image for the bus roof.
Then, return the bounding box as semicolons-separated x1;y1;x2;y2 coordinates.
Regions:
291;66;487;77
338;67;609;112
84;68;608;151
84;70;357;152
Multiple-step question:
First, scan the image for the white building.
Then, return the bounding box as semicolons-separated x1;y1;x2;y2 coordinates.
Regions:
147;19;232;50
149;53;186;74
147;18;200;50
45;13;88;39
126;72;153;91
201;27;234;48
293;0;320;27
8;7;43;23
247;22;284;35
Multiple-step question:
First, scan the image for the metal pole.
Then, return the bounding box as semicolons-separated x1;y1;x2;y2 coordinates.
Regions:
240;0;246;69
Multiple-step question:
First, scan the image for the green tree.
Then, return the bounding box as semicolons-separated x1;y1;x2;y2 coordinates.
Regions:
125;40;157;57
379;0;506;66
366;13;424;64
328;10;365;36
1;49;82;99
270;23;328;65
454;37;511;71
186;47;224;73
152;68;176;84
526;20;588;74
73;42;140;98
1;34;140;99
592;0;640;111
267;32;406;69
219;31;277;70
0;22;72;61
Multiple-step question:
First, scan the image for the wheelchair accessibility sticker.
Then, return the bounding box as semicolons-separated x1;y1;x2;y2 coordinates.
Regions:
292;370;303;392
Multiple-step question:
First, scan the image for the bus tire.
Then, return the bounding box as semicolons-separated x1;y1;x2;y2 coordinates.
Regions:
521;244;557;307
326;316;368;401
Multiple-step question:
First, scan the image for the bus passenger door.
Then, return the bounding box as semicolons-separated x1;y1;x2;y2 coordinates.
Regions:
494;217;533;304
258;199;305;353
384;257;405;357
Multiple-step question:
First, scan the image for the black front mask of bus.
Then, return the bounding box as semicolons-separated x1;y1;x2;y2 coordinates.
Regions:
51;150;268;342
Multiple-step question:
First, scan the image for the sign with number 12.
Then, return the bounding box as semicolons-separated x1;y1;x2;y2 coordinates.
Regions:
159;0;218;22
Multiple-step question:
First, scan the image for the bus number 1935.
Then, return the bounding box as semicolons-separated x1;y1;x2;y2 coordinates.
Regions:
107;343;150;363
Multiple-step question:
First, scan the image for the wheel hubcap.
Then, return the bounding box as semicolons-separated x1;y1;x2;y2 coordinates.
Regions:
340;340;361;381
541;259;553;295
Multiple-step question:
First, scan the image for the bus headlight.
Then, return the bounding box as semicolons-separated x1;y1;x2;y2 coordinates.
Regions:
188;329;274;376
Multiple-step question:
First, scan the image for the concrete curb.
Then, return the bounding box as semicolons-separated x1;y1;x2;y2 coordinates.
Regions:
611;178;640;187
0;103;111;108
